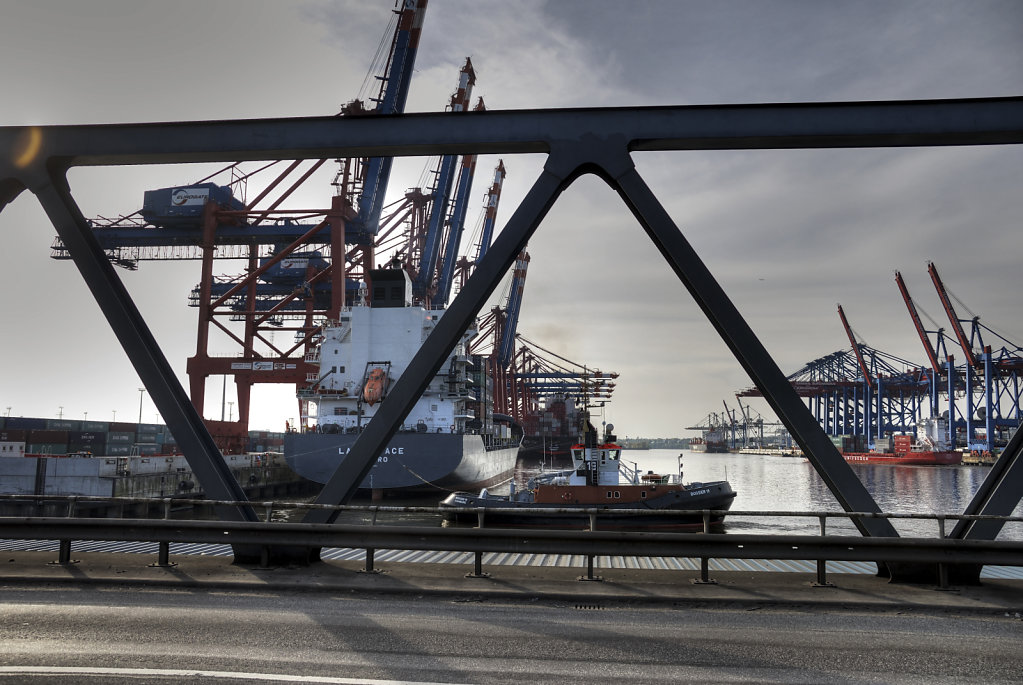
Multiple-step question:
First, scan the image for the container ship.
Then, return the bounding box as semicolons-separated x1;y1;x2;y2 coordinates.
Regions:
283;265;520;494
517;395;583;466
689;429;729;453
840;418;962;466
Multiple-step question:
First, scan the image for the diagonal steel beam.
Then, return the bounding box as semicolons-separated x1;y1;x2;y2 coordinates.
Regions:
603;151;898;541
303;162;573;524
25;168;260;545
952;425;1023;541
305;135;897;542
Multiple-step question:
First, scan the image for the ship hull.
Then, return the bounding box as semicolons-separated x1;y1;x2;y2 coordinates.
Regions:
842;450;962;466
439;480;736;530
516;438;573;466
284;432;519;491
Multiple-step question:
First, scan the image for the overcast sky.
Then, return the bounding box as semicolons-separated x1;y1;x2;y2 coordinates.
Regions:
1;1;1021;438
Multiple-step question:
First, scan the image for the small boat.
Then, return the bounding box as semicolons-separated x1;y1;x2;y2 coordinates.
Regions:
440;423;736;530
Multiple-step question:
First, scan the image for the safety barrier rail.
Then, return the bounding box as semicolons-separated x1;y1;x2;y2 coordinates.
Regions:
1;494;1021;587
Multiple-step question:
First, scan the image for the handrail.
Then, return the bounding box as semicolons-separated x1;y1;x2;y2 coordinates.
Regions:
2;494;1021;531
2;513;1022;586
2;495;1021;585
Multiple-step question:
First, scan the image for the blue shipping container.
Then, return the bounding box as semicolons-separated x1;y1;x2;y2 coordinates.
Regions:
6;417;48;430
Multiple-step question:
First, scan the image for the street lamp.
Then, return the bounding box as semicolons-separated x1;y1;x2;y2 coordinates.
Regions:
227;401;234;422
138;387;146;426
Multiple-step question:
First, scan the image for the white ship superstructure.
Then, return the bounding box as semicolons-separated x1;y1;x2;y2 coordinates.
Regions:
285;265;518;492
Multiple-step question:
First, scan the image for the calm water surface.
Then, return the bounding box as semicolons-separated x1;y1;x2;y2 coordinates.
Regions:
628;448;1023;540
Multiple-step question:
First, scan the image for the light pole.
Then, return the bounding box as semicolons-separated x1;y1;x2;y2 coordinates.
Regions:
138;387;146;426
228;401;234;422
58;406;63;419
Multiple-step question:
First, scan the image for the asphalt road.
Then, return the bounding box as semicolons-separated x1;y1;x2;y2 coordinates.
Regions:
1;584;1021;684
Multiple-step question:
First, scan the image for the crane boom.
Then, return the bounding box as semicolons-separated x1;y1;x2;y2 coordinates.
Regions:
837;304;873;390
413;58;476;302
435;94;485;305
354;0;428;238
895;270;942;374
475;160;506;264
928;261;977;368
497;251;530;368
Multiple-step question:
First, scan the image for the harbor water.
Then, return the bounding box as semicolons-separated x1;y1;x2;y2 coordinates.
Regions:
304;448;1023;542
615;449;1023;541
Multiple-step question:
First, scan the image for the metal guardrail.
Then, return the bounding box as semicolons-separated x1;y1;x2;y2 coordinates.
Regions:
2;495;1022;587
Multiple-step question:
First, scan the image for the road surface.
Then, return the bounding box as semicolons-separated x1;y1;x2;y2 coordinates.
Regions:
1;584;1021;684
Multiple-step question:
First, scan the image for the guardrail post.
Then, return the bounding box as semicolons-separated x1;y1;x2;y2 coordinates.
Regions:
148;541;176;568
466;551;489;578
579;554;602;582
148;497;178;568
813;514;834;587
936;516;949;590
691;510;717;584
692;556;716;585
362;547;380;574
50;539;78;566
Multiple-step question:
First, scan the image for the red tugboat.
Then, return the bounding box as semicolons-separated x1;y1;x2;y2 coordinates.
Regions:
440;422;736;530
842;418;962;466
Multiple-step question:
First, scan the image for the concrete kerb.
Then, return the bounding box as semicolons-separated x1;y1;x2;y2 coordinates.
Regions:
2;551;1022;617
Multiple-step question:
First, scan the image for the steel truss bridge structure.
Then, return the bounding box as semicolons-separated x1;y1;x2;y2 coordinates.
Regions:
3;92;1022;582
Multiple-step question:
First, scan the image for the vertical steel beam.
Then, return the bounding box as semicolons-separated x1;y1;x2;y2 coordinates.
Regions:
28;171;260;543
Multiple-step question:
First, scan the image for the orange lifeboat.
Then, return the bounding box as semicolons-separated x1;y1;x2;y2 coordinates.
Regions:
362;368;388;406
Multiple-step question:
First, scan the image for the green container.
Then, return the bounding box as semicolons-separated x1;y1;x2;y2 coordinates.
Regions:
26;443;68;455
